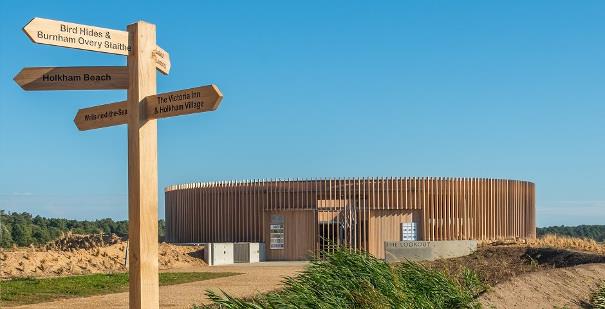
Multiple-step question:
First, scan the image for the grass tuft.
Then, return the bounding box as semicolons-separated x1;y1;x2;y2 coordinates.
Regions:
200;248;483;308
592;282;605;309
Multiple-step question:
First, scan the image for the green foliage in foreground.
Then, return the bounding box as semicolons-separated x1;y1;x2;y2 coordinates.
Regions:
0;272;239;306
201;249;485;309
592;282;605;309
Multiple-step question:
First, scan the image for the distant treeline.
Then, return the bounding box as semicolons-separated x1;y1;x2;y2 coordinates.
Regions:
537;225;605;242
0;210;165;248
2;210;604;248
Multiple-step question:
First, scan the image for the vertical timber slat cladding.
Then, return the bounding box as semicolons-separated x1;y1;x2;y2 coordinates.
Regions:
164;178;535;261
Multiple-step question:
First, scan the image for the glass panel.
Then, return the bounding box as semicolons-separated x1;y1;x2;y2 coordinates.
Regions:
270;222;285;249
401;222;418;241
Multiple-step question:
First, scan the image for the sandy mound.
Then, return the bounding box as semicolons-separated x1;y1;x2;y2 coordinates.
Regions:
426;245;605;286
426;243;605;308
480;263;605;308
0;234;206;279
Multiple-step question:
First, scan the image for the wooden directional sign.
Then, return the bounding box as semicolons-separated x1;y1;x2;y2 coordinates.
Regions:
14;66;128;90
145;84;222;120
74;85;222;130
152;46;171;75
23;17;130;55
74;100;128;131
19;17;220;309
23;17;171;74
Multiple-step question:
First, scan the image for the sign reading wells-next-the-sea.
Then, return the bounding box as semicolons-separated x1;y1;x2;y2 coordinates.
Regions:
15;17;223;309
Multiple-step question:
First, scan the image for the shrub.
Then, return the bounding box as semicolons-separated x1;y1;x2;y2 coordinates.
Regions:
201;248;482;308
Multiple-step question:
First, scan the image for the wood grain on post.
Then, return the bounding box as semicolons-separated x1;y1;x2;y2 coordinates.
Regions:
127;21;159;309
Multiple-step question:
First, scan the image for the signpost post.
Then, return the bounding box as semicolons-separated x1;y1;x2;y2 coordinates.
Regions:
15;17;223;309
127;21;159;308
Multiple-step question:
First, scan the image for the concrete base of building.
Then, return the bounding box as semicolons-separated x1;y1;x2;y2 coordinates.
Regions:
384;240;477;262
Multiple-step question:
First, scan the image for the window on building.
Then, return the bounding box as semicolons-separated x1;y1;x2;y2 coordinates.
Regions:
270;215;284;249
401;222;417;241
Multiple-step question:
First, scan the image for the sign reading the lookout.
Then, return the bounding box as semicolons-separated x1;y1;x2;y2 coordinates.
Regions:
15;17;224;309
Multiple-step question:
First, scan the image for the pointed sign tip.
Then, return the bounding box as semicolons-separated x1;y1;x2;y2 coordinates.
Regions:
210;85;223;110
211;84;223;97
13;69;27;90
22;18;38;43
13;69;22;82
73;114;81;130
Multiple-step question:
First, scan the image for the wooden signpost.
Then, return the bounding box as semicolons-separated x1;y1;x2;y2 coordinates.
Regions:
16;17;223;309
145;85;222;120
73;100;128;131
153;46;171;75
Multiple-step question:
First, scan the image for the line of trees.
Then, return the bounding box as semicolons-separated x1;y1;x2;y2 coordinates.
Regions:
537;225;605;242
0;210;165;248
2;210;604;248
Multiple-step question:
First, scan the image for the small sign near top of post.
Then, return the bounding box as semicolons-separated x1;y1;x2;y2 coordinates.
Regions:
16;17;223;309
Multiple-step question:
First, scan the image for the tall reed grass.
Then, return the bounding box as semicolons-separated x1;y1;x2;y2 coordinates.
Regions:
201;248;484;308
528;234;605;254
592;282;605;309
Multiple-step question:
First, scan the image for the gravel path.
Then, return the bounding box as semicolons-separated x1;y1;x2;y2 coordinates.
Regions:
10;262;306;309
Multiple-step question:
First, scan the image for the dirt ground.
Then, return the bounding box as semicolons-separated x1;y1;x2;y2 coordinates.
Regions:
426;245;605;286
426;244;605;308
0;234;205;278
7;262;306;309
3;234;605;308
479;263;605;308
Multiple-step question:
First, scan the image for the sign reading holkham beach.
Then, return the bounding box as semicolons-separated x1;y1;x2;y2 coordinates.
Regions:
16;17;223;309
14;66;128;90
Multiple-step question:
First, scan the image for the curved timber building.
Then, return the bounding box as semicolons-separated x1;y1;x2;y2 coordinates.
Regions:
165;178;535;260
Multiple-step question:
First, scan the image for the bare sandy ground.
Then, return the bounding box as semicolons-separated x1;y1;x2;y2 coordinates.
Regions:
1;242;206;278
9;262;306;309
480;263;605;308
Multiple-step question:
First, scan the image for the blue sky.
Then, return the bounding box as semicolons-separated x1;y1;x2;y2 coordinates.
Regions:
0;1;603;227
